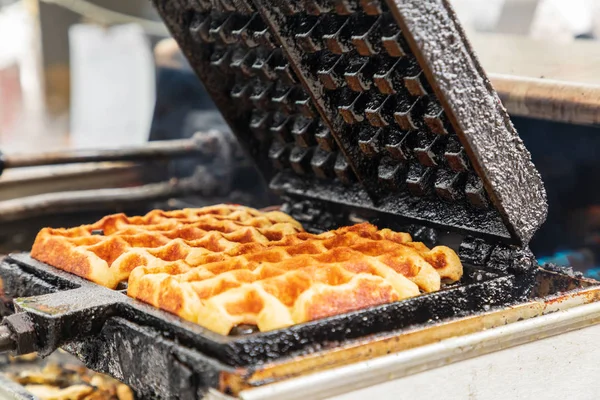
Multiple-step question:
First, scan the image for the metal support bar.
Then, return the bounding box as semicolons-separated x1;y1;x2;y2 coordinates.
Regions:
490;74;600;126
0;132;218;171
0;178;200;222
469;33;600;126
1;313;37;355
238;300;600;400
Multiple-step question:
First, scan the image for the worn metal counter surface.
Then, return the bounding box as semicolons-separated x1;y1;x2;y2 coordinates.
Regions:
472;33;600;126
232;299;600;400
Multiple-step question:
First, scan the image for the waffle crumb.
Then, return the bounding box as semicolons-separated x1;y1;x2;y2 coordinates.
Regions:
7;362;134;400
9;353;39;362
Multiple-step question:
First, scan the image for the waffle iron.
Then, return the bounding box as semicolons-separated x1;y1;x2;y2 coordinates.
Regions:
1;1;598;399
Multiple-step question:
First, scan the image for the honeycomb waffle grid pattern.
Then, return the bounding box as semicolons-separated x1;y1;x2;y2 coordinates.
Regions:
31;202;463;334
126;222;463;334
257;0;491;208
30;205;304;289
186;1;357;184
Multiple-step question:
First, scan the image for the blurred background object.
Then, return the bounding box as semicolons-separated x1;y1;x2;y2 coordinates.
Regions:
0;0;47;153
450;0;507;33
69;23;155;148
452;0;600;39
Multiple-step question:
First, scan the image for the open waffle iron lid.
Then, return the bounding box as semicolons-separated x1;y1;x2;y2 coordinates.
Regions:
154;0;547;247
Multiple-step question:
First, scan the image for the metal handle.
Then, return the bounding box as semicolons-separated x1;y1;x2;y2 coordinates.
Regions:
0;325;16;352
0;179;198;223
0;131;221;173
0;313;37;355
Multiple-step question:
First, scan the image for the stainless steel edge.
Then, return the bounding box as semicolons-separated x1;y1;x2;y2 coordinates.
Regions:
0;374;38;400
204;388;237;400
239;301;600;400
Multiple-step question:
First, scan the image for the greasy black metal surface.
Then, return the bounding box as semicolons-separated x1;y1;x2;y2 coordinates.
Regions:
275;172;510;243
2;314;36;355
0;253;595;398
384;0;548;244
152;0;353;188
152;0;547;246
0;325;16;353
63;318;227;400
2;253;527;368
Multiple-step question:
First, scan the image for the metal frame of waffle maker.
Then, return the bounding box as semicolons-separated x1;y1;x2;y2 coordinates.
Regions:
2;0;600;399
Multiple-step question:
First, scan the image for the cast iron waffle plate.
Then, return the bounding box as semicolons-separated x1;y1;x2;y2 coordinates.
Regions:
153;0;547;246
1;253;514;367
0;1;553;397
1;253;595;398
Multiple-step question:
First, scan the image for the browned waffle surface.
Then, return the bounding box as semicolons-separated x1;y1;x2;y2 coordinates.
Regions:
127;223;463;334
30;205;462;335
31;204;304;288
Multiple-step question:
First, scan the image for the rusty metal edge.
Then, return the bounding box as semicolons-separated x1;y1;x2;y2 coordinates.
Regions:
490;74;600;126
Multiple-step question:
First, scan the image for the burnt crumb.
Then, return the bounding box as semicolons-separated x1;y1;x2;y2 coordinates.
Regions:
410;225;438;247
459;237;493;267
542;263;585;279
509;248;538;274
224;386;235;395
91;230;104;236
230;324;260;335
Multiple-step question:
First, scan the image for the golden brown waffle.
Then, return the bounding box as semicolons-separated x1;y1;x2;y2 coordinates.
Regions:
128;223;463;334
31;205;463;335
31;205;304;288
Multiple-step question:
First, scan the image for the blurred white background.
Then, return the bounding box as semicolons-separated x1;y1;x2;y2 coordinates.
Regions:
453;0;600;39
1;0;599;153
